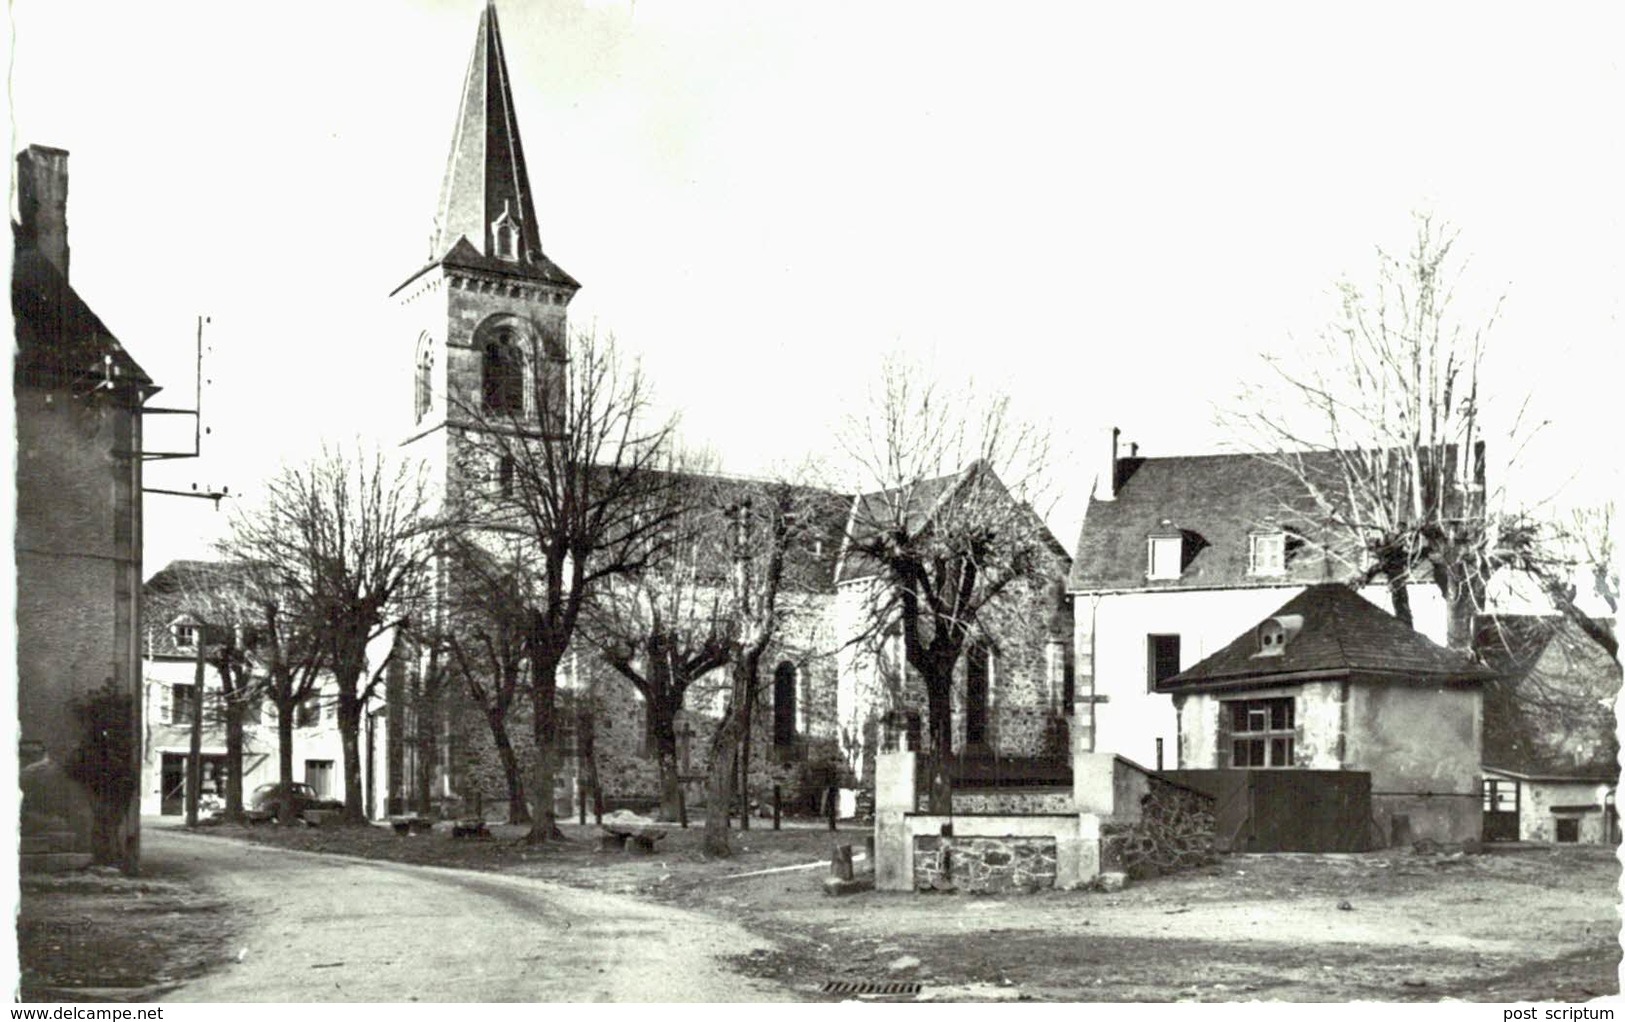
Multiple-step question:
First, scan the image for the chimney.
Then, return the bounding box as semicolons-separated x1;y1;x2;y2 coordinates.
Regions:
1098;427;1120;502
16;145;71;280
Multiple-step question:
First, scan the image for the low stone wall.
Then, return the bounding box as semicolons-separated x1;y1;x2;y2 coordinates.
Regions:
914;835;1059;893
1101;774;1217;879
946;788;1074;815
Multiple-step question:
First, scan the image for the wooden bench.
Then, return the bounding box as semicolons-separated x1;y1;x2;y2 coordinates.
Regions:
389;815;435;836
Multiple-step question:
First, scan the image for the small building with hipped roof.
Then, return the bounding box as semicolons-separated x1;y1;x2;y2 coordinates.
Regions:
1158;583;1492;846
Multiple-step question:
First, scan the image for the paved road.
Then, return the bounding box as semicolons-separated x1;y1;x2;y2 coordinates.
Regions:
149;826;794;1002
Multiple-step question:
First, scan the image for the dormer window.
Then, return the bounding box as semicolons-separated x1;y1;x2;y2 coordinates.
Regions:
1249;532;1286;576
1254;614;1303;658
1147;534;1183;580
173;623;197;649
492;202;521;262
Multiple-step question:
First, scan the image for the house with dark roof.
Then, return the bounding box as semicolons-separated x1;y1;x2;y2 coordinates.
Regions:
15;145;161;871
1067;430;1455;771
1476;615;1620;844
1160;584;1492;845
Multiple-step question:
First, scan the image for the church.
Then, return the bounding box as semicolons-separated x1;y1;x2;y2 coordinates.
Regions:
382;1;1073;821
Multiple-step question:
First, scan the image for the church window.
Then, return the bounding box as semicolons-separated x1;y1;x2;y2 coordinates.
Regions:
482;331;524;415
773;661;797;749
414;345;434;423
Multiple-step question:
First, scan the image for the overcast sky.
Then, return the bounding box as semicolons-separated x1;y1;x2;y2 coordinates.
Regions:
7;1;1621;574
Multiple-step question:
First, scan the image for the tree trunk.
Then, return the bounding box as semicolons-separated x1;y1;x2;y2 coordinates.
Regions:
703;658;758;857
1387;576;1414;629
486;710;530;824
924;664;955;814
524;660;564;843
276;697;297;825
703;707;746;855
338;697;367;824
651;690;684;822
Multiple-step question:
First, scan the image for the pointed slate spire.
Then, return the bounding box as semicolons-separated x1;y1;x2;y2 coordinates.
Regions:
432;1;547;268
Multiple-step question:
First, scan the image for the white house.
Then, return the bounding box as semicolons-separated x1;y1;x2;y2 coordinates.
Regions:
140;560;389;819
1067;431;1451;770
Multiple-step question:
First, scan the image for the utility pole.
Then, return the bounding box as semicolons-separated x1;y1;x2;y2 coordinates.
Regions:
185;636;206;827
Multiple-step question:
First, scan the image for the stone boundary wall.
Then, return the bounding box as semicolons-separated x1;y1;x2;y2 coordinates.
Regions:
1101;773;1218;878
914;835;1059;892
944;788;1074;815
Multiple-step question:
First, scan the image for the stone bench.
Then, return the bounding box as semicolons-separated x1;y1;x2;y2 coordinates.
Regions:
599;810;666;855
389;815;435;836
451;818;491;839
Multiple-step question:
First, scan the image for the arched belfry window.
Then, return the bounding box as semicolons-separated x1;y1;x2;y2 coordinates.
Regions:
414;337;434;423
482;329;525;415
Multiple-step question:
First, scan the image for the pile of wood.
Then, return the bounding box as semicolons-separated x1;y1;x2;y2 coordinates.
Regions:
1103;778;1217;879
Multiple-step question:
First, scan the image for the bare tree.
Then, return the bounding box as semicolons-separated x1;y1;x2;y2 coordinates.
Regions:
583;471;731;822
227;446;435;822
451;329;678;843
701;477;815;857
1230;214;1600;653
1499;502;1618;659
236;566;328;825
839;359;1060;812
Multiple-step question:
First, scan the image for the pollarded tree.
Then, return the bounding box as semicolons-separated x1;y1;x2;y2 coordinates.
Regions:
450;329;679;843
583;470;732;822
227;446;436;823
839;359;1062;812
701;475;825;857
1231;214;1599;653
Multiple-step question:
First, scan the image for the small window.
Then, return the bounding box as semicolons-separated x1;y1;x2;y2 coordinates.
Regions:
1249;532;1286;576
296;697;321;729
1555;817;1580;843
1482;779;1516;813
1147;536;1183;580
1228;697;1294;768
1147;634;1181;692
173;624;197;649
170;684;197;725
499;455;515;497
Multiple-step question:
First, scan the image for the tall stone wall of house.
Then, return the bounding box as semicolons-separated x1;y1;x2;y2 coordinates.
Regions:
16;381;145;870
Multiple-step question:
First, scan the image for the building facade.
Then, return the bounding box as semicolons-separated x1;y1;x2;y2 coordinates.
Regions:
1068;431;1452;770
15;144;158;871
1162;584;1490;846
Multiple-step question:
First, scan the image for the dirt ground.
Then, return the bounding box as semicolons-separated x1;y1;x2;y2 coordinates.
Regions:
15;859;242;1001
166;817;1622;1002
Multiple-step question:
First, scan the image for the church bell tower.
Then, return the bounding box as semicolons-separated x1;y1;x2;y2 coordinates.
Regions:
394;0;579;494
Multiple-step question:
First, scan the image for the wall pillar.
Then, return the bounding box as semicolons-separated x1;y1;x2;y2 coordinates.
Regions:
874;751;916;891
